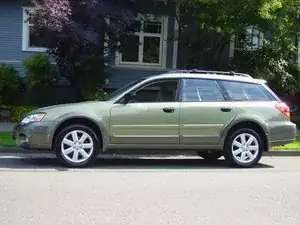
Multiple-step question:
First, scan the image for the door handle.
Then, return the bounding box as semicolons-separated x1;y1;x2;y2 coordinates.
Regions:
220;107;232;112
163;107;175;113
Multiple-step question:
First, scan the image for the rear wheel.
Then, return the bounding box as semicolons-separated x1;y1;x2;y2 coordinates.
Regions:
54;124;100;168
197;151;223;161
224;128;263;168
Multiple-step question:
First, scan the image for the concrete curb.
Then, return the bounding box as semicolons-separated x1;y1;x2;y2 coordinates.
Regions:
263;151;300;157
0;147;300;157
0;147;53;154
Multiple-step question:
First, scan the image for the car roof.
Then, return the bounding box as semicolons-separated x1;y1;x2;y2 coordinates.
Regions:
146;71;266;84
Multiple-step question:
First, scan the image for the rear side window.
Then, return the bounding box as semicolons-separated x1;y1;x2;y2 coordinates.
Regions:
181;78;225;102
221;81;275;101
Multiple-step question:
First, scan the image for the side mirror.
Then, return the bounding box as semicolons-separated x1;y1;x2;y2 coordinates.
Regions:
124;92;136;104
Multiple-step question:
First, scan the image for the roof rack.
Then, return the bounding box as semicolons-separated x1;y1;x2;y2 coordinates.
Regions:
166;69;252;78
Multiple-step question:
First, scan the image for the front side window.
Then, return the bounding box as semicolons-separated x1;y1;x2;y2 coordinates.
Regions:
221;81;274;101
117;15;167;68
132;79;178;103
22;8;47;52
181;79;225;102
102;78;146;101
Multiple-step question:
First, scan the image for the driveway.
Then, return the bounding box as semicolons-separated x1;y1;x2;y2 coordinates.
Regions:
0;155;299;225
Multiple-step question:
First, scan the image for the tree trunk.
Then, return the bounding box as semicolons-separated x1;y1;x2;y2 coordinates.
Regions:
57;62;84;102
70;78;84;102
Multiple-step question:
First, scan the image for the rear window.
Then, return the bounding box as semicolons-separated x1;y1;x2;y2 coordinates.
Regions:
221;81;275;101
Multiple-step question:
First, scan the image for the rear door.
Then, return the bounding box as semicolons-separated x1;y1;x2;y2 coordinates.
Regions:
219;80;280;136
179;78;237;145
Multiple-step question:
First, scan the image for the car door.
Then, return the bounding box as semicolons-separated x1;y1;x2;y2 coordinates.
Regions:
179;78;237;145
110;78;180;145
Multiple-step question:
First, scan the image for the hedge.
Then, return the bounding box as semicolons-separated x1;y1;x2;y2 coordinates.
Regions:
0;105;37;123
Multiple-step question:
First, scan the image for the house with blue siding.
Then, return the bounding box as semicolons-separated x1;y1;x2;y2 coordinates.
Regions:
1;0;294;90
0;0;181;89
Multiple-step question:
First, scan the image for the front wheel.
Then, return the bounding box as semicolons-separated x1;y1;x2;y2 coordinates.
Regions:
54;125;100;168
223;128;264;168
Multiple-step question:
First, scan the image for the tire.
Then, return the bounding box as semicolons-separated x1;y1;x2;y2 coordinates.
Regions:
54;124;100;168
223;128;264;168
197;151;223;161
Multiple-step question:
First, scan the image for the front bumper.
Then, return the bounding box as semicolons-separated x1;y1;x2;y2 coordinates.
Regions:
12;121;53;150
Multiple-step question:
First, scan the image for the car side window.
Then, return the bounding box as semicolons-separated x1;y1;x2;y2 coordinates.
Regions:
133;79;178;103
221;81;273;101
181;78;225;102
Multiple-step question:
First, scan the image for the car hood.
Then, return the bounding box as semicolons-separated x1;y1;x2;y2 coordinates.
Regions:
31;101;111;114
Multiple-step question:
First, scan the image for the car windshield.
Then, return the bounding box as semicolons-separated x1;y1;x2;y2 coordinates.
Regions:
102;78;146;101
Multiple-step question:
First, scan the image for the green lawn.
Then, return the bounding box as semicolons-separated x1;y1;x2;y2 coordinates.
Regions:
0;131;300;150
0;132;15;147
272;137;300;150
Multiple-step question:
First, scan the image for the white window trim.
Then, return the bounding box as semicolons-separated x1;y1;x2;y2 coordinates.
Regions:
229;35;235;58
172;17;179;69
115;14;169;69
296;34;300;64
229;26;264;58
22;7;47;52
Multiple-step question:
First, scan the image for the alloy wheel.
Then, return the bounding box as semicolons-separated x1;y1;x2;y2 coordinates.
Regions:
61;130;94;163
231;133;259;164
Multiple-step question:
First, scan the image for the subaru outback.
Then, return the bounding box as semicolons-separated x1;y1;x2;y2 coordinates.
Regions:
12;70;297;168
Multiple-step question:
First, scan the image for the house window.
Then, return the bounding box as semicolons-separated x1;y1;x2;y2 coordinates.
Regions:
116;15;168;68
234;27;264;51
22;7;47;52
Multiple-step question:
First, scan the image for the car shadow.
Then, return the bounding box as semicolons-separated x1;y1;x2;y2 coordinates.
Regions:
0;155;274;171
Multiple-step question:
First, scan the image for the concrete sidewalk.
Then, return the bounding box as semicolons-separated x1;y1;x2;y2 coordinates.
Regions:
0;123;16;132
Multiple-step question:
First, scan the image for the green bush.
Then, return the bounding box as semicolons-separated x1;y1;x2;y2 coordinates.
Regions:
0;64;24;105
229;49;299;94
22;54;57;105
0;105;37;122
84;89;108;101
10;106;37;122
22;53;56;89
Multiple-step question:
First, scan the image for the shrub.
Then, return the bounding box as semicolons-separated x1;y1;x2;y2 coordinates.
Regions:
0;64;24;105
22;54;57;105
229;48;299;95
10;106;37;122
84;89;108;101
0;105;37;122
22;53;56;89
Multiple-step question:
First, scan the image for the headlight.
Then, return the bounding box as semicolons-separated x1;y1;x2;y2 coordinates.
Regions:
21;113;46;124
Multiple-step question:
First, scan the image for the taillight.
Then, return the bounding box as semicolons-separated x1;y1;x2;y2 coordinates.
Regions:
275;102;290;120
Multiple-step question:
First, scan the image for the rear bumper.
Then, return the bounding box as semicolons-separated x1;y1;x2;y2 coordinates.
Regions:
12;121;53;150
268;122;297;147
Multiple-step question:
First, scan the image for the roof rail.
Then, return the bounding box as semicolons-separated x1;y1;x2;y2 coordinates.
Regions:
166;69;252;78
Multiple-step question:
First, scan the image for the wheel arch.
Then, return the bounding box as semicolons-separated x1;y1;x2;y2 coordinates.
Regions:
221;120;269;152
51;116;105;150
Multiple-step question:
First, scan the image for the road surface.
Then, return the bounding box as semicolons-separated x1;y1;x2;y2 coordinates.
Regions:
0;154;299;225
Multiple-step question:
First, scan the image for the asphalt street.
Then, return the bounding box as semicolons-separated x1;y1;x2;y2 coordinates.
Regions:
0;154;299;225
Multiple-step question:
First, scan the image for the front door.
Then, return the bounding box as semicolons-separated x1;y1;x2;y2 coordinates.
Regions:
179;78;237;145
110;79;180;145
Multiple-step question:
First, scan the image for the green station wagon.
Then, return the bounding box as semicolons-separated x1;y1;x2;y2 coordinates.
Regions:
13;70;296;168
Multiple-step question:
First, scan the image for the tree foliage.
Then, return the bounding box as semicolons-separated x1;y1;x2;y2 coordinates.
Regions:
29;0;144;100
0;64;24;105
22;53;55;89
174;0;300;93
30;0;300;95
